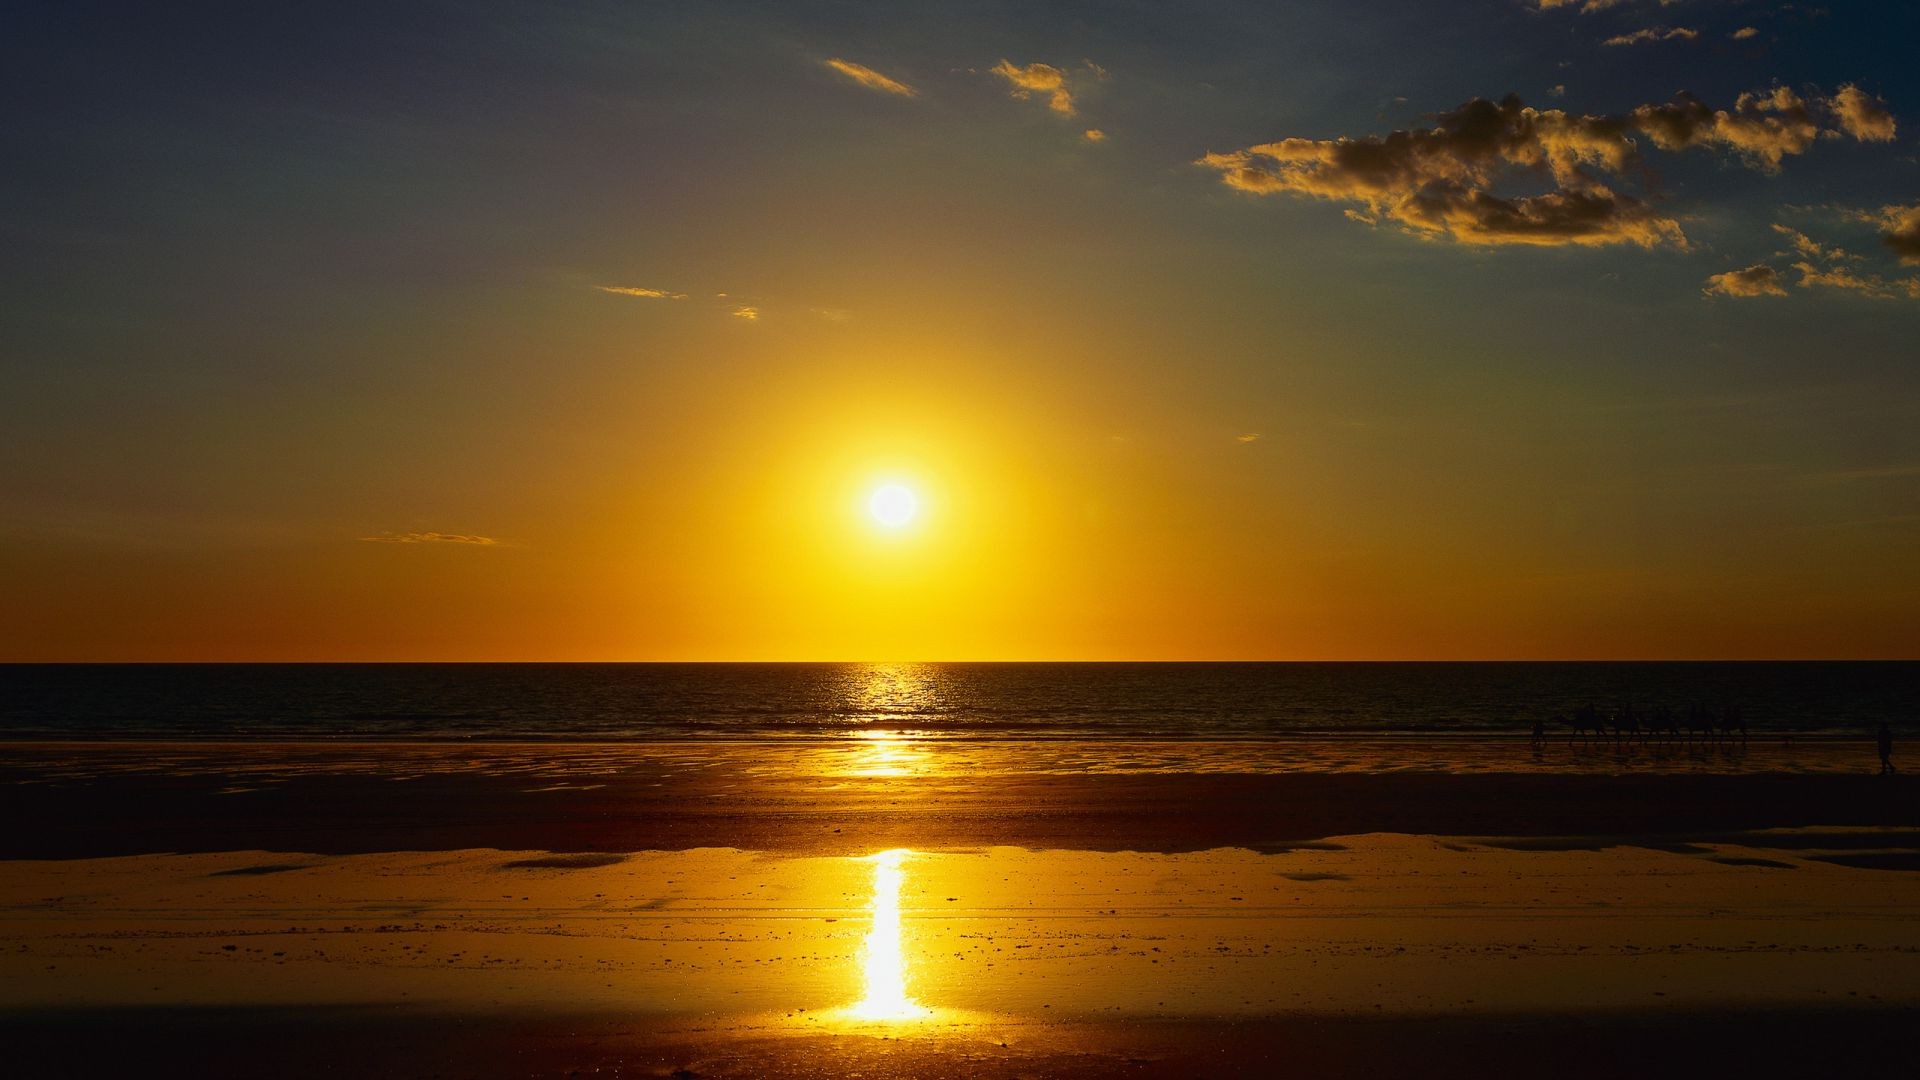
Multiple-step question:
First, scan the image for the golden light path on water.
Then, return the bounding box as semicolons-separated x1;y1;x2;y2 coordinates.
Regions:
850;848;929;1020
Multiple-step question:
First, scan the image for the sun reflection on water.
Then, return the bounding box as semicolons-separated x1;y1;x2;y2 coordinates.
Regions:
850;848;929;1020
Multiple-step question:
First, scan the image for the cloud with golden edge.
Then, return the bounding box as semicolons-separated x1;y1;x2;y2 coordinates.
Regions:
1196;95;1682;249
1603;27;1699;47
1792;261;1920;300
1731;26;1759;40
359;532;498;545
1858;203;1920;265
1198;85;1903;250
1235;433;1263;443
823;58;918;98
730;305;760;321
1830;84;1897;142
1631;86;1832;172
1083;128;1106;142
1703;264;1787;298
991;60;1077;116
1770;223;1859;263
597;285;686;300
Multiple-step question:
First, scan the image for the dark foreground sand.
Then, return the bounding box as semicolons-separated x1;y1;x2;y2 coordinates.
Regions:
6;1006;1916;1078
2;740;1918;1077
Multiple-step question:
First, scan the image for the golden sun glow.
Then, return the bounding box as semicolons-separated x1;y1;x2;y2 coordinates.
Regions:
867;482;919;529
850;848;928;1020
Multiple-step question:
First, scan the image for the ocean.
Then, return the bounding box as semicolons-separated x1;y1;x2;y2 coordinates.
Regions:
0;662;1911;740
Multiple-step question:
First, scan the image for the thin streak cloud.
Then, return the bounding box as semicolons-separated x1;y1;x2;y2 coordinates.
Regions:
597;285;686;300
824;58;919;98
359;532;499;545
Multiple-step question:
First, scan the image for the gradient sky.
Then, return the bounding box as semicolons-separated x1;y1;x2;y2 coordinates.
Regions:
3;1;1918;660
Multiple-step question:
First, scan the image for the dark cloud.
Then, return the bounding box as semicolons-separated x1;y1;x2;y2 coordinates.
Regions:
1199;87;1901;247
1197;95;1667;248
1873;204;1920;264
1632;87;1831;172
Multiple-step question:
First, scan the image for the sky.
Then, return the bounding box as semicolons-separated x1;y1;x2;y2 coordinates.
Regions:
2;0;1918;661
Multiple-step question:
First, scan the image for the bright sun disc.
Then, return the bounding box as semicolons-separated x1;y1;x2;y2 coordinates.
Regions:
868;483;919;528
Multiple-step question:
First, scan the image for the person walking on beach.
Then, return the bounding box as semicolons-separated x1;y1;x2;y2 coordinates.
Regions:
1877;722;1897;775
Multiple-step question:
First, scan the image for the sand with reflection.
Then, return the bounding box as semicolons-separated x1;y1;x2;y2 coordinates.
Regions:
6;837;1920;1019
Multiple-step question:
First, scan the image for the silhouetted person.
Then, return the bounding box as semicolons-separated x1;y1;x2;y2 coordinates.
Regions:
1878;722;1897;775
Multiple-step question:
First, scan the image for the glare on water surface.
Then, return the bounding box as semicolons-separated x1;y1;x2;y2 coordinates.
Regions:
850;848;929;1020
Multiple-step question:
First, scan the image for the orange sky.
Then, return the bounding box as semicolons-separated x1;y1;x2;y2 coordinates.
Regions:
3;3;1918;660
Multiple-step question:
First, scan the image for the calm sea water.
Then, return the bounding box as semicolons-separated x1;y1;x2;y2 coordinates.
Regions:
0;662;1911;740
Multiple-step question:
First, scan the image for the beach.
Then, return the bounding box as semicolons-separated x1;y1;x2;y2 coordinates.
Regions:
3;739;1918;1076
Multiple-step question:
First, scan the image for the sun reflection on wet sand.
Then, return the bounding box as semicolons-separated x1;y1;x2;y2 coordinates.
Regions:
848;848;929;1020
845;730;925;777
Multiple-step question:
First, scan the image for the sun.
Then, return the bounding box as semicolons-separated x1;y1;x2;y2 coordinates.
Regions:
867;483;919;529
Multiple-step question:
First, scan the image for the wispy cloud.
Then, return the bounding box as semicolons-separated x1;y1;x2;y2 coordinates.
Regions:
1770;223;1857;263
1235;433;1263;443
359;532;498;545
1792;260;1920;300
1716;217;1920;302
730;305;760;321
597;285;686;300
1083;128;1107;143
1731;26;1759;40
1704;264;1787;298
823;58;918;98
990;60;1078;116
1603;27;1698;47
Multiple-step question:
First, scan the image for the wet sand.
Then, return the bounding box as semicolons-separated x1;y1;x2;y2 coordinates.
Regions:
3;740;1918;1076
1;739;1914;859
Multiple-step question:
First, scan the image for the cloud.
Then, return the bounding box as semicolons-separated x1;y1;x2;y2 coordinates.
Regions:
1533;0;1626;11
1731;26;1759;40
1235;433;1263;443
1861;203;1920;265
1603;27;1699;47
823;58;918;98
1196;95;1681;248
1631;85;1894;172
1831;84;1897;142
1770;223;1856;262
1199;85;1897;249
1792;260;1920;300
1083;128;1107;142
360;532;498;545
991;60;1076;116
1548;84;1566;98
730;305;760;321
1703;264;1787;297
597;285;686;300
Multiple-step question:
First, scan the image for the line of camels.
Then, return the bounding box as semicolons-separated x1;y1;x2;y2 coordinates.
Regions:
1537;703;1747;743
